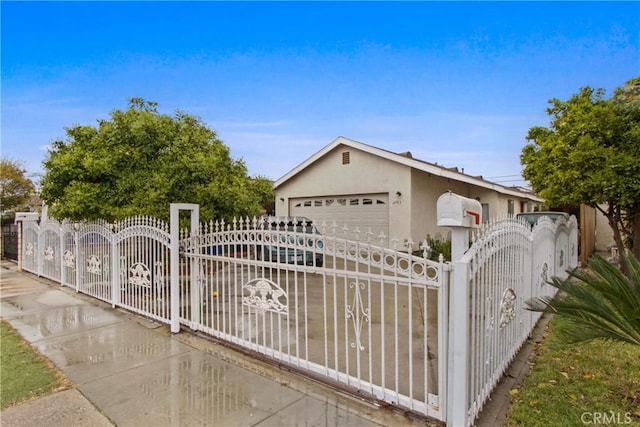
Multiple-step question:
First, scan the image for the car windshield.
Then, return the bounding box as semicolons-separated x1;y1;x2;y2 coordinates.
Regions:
516;212;568;226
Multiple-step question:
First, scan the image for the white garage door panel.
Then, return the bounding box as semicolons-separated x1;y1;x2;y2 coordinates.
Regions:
290;194;389;242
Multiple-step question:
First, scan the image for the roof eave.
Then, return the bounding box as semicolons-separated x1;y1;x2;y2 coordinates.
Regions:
274;137;542;202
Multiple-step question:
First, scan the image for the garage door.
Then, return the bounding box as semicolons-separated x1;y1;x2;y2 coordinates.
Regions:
290;194;389;243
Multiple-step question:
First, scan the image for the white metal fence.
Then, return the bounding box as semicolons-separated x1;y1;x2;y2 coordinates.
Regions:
21;217;172;324
177;216;446;419
17;196;578;426
447;214;578;426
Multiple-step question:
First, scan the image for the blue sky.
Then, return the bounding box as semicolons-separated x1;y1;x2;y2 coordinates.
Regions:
2;2;638;186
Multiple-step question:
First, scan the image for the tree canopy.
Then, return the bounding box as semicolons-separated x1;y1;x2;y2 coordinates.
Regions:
521;77;640;259
40;98;274;222
0;158;36;212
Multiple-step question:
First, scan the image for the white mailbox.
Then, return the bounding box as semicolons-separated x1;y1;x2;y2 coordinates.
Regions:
437;192;482;228
14;212;40;223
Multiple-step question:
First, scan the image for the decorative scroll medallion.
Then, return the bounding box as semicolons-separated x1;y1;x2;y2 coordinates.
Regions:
63;250;75;268
242;278;288;315
25;242;34;256
129;262;151;288
346;281;369;351
87;255;102;275
44;246;55;262
540;262;548;287
154;262;164;288
499;288;517;329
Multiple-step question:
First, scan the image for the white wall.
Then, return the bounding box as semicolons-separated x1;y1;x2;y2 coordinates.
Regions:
275;144;412;240
277;143;542;247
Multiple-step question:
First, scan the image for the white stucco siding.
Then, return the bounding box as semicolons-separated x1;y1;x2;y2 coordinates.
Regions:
276;145;411;242
277;145;408;196
410;169;469;243
274;138;544;250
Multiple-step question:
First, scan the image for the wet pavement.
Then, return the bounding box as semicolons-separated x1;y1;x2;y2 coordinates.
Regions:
0;260;430;426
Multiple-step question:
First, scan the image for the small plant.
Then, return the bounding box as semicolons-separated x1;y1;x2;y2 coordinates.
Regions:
527;252;640;346
418;235;451;262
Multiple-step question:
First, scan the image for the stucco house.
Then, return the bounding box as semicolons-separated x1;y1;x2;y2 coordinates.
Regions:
274;137;543;247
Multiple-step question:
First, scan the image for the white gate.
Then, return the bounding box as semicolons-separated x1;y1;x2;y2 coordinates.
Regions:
76;220;113;302
16;196;578;426
177;217;447;419
114;216;171;323
445;211;578;426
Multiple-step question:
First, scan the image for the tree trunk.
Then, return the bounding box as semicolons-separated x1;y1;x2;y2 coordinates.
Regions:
601;203;630;277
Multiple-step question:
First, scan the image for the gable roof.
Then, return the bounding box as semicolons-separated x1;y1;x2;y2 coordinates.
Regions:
274;136;543;202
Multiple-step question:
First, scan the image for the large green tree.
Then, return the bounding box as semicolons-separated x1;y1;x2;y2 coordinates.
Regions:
521;77;640;259
0;158;36;212
40;98;271;222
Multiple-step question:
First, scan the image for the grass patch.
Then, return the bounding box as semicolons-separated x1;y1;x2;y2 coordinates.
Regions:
505;315;640;426
1;320;71;409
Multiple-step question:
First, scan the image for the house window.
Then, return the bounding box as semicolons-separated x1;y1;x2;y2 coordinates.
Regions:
342;151;350;165
314;200;322;207
508;200;515;216
350;198;359;206
303;201;312;207
337;198;346;206
362;198;373;205
482;203;490;224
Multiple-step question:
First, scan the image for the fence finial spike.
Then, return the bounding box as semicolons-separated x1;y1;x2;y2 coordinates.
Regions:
405;238;414;252
366;228;373;243
320;221;327;234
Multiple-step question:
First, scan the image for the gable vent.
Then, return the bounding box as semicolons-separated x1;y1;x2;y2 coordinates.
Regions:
342;151;350;165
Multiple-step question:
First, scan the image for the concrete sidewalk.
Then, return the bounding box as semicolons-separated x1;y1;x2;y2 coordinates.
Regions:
0;260;429;427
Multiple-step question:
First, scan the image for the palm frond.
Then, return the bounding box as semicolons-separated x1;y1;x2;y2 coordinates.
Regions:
527;252;640;346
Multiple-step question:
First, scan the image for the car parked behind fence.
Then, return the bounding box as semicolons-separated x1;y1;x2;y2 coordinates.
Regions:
256;216;324;267
516;211;569;226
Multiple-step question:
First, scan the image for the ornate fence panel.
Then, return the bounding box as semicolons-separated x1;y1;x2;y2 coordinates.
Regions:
465;219;534;423
530;218;556;324
61;221;78;289
18;216;173;324
446;214;579;426
40;220;62;282
114;216;171;324
178;218;447;420
76;220;114;303
21;220;40;275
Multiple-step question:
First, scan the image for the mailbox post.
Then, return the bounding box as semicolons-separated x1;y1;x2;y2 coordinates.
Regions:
436;191;482;427
436;191;482;261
